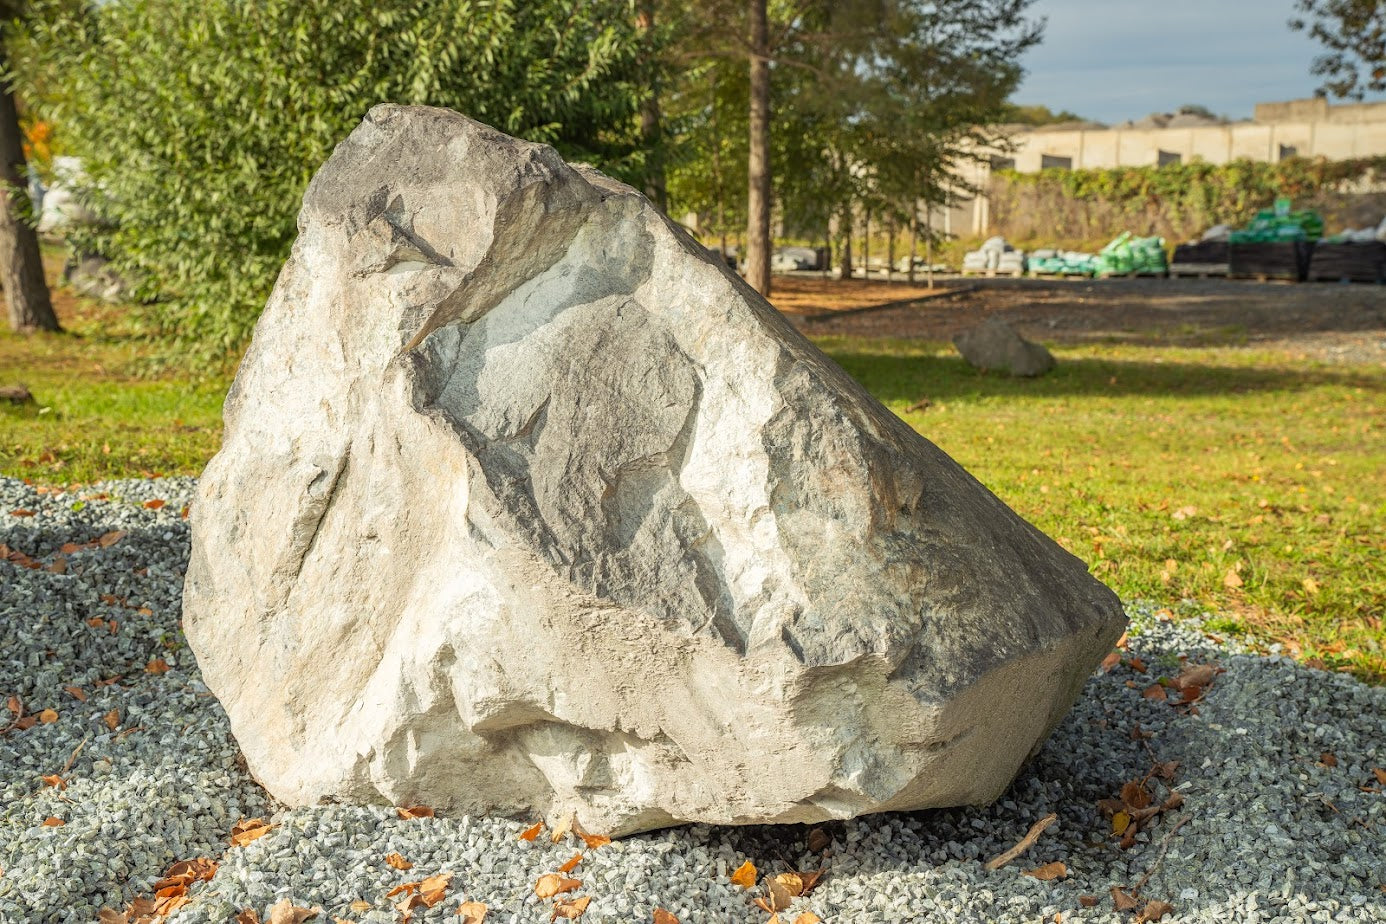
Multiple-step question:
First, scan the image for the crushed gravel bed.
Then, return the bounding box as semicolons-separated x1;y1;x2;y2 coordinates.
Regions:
2;478;1383;923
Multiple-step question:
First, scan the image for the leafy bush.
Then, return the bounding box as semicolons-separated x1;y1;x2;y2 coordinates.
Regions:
989;157;1386;250
9;0;650;363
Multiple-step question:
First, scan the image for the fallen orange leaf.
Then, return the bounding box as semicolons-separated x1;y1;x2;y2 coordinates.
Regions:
519;821;545;842
457;900;488;923
558;853;583;874
730;860;757;889
1111;887;1140;912
143;499;166;510
1137;899;1175;923
63;686;86;702
1023;861;1068;881
38;708;58;724
386;852;413;871
1078;895;1099;908
806;828;831;852
40;774;65;790
103;709;120;731
396;805;434;820
534;874;581;899
794;914;823;924
551;895;591;920
235;911;260;924
265;898;322;923
41;816;64;827
97;530;126;547
1320;751;1338;768
1373;768;1386;785
230;818;273;847
145;658;170;674
653;910;679;924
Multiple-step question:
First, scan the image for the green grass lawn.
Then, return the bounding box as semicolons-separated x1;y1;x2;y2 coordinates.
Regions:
3;301;1383;682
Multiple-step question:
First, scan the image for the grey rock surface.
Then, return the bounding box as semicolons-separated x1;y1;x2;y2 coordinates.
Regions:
953;318;1057;377
184;104;1124;836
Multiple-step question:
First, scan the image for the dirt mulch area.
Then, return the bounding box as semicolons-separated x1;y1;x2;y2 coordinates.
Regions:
777;275;1386;364
770;274;957;316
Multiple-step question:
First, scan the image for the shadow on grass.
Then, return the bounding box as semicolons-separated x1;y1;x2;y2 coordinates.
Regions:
821;348;1386;406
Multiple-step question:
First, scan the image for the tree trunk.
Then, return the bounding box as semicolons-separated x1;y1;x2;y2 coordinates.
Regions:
908;203;918;284
886;215;896;282
744;0;771;295
925;205;935;290
0;49;58;334
636;0;666;212
836;204;853;281
862;209;871;282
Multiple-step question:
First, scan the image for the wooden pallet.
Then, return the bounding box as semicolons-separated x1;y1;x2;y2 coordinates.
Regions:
1169;262;1229;278
960;266;1025;278
1096;269;1169;279
1028;269;1092;278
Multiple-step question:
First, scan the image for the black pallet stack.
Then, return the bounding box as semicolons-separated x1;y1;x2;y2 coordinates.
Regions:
1306;242;1386;284
1228;241;1314;282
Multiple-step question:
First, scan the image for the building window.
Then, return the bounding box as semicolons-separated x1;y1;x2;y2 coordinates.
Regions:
1158;150;1181;166
990;156;1016;171
1279;144;1298;161
1040;154;1072;170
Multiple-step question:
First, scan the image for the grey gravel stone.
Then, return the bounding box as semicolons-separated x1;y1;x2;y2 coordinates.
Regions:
2;476;1384;923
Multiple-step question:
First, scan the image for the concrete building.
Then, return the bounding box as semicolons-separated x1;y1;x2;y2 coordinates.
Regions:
948;98;1386;237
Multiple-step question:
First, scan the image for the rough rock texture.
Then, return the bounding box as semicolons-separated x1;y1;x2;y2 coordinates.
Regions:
185;105;1125;836
953;318;1056;376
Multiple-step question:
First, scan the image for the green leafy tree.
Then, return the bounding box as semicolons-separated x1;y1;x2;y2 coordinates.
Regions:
0;0;58;333
8;0;651;361
1290;0;1386;99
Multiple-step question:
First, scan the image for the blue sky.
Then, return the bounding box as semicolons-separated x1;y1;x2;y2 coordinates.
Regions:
1014;0;1386;122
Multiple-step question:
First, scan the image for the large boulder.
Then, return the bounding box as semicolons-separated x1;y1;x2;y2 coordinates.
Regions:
953;317;1056;377
185;105;1125;836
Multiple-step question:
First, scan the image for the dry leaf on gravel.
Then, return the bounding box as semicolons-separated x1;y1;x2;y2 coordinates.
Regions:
63;685;85;701
266;898;322;923
1136;899;1175;922
230;818;273;847
349;900;371;912
41;817;64;827
572;817;611;849
558;853;582;874
535;874;581;899
1110;887;1140;912
1319;752;1338;768
38;708;58;724
1078;895;1099;908
794;914;823;924
143;499;166;510
103;709;119;731
234;911;260;924
40;774;65;790
730;860;757;889
550;896;591;921
457;901;488;923
1023;862;1068;881
396;805;434;820
145;659;170;674
519;821;545;841
385;852;413;870
806;828;831;852
653;910;679;924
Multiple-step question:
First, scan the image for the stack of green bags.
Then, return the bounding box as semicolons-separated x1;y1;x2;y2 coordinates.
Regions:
1093;232;1168;276
1228;208;1324;244
1028;251;1097;276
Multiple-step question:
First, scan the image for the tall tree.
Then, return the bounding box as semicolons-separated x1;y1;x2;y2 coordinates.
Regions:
0;6;58;333
1290;0;1386;99
744;0;771;295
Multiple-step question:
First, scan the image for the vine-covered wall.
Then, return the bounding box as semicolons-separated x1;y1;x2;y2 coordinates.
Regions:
988;157;1386;249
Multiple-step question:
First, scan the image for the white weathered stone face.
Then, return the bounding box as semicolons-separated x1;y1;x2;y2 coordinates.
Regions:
184;105;1125;836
